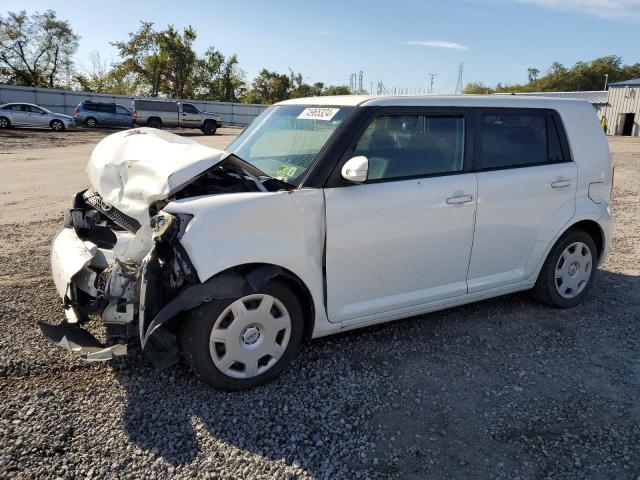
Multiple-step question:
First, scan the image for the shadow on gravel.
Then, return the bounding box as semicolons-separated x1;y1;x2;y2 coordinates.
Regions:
114;269;640;478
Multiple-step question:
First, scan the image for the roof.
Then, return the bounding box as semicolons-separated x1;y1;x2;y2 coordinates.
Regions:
277;94;595;109
608;78;640;87
495;91;608;104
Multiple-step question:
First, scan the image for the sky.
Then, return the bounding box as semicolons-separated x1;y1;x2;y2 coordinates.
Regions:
12;0;640;93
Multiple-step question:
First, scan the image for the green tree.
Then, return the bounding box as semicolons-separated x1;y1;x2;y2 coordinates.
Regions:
0;9;79;87
245;69;291;104
111;21;165;96
463;81;494;94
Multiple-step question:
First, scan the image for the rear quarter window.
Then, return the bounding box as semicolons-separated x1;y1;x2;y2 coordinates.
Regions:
479;110;567;169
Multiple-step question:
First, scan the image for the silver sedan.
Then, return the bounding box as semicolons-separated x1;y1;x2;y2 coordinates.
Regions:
0;103;75;131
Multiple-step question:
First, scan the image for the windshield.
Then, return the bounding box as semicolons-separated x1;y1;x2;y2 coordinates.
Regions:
226;105;353;185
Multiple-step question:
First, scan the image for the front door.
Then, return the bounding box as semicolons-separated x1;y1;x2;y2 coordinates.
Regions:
325;111;477;324
467;109;577;292
180;103;201;127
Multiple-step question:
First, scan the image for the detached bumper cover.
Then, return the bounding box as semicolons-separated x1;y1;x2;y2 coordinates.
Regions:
38;322;127;361
51;228;96;298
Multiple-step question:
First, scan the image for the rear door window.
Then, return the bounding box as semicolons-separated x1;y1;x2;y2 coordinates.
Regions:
98;104;116;113
84;103;99;112
479;111;567;169
353;114;466;181
116;105;130;115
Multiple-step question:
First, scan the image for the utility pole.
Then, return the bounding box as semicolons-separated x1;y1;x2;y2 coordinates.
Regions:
358;71;363;93
370;81;374;94
603;73;609;90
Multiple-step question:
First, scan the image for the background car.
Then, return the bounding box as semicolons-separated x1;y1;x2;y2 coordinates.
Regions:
74;101;133;128
0;103;75;131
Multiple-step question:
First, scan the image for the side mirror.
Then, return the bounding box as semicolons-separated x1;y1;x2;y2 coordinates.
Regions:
341;156;369;183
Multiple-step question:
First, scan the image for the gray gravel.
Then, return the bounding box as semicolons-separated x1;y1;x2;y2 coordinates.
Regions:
1;137;639;479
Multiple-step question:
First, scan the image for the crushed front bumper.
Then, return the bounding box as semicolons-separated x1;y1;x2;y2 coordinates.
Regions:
43;226;138;361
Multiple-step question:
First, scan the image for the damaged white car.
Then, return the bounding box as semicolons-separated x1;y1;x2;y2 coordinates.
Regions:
43;95;613;390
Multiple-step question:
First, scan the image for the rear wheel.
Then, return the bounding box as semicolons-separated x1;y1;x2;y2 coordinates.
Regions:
85;117;97;128
180;280;304;390
0;117;10;129
147;117;162;129
532;229;597;308
201;120;217;135
50;120;64;131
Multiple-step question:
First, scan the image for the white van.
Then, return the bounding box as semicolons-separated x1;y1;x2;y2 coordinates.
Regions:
43;95;613;390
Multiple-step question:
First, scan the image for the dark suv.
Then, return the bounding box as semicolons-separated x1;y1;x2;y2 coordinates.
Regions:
74;101;133;128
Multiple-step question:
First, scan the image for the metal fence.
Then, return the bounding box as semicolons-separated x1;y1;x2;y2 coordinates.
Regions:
0;84;268;126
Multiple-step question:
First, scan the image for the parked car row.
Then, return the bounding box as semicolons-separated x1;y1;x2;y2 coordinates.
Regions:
0;99;223;135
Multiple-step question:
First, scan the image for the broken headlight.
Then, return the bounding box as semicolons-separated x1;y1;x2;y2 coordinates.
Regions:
150;212;193;243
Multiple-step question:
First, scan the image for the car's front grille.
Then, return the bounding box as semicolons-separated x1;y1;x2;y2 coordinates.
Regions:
82;189;141;233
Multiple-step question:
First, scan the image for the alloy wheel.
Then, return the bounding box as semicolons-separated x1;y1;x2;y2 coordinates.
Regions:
51;121;63;131
0;118;8;128
555;241;592;299
209;294;292;379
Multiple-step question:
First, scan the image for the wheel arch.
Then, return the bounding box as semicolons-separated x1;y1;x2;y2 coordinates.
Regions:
566;219;605;261
50;119;64;130
142;261;316;364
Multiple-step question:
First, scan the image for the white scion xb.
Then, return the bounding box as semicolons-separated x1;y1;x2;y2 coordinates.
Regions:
43;95;613;390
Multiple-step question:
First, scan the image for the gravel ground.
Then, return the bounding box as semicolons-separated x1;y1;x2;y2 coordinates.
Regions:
0;135;639;479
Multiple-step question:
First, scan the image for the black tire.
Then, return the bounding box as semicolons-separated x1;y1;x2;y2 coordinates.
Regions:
201;120;217;135
85;117;97;128
532;229;598;308
147;117;162;129
50;120;64;131
180;280;304;390
0;116;10;129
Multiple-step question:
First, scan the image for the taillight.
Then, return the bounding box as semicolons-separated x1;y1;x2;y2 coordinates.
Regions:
74;107;79;117
133;109;137;118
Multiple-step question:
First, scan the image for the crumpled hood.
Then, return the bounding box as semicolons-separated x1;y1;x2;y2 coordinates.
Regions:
86;128;229;224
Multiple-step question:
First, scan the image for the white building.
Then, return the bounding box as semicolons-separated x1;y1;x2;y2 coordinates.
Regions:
602;78;640;137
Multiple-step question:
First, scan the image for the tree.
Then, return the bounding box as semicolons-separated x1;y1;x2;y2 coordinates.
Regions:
0;10;79;87
157;25;198;98
527;67;540;83
463;82;494;94
194;49;245;102
321;85;350;96
111;22;165;96
245;69;291;104
74;51;136;94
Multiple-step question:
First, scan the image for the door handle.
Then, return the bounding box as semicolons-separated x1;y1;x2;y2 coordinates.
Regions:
551;180;571;189
446;194;473;205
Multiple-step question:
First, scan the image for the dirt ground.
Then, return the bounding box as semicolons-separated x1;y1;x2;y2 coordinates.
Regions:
0;129;639;479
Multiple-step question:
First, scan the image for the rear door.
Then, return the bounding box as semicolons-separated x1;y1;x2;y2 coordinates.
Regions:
98;104;117;125
466;109;577;292
324;108;477;324
8;104;30;125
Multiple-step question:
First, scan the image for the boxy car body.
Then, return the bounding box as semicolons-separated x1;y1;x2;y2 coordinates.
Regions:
42;95;613;389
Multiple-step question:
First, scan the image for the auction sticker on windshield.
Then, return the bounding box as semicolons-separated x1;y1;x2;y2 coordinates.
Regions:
297;108;340;121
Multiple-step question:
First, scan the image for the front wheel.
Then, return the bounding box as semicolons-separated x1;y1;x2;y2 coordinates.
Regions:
180;280;304;390
201;121;217;135
532;229;598;308
0;116;10;129
50;120;64;131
